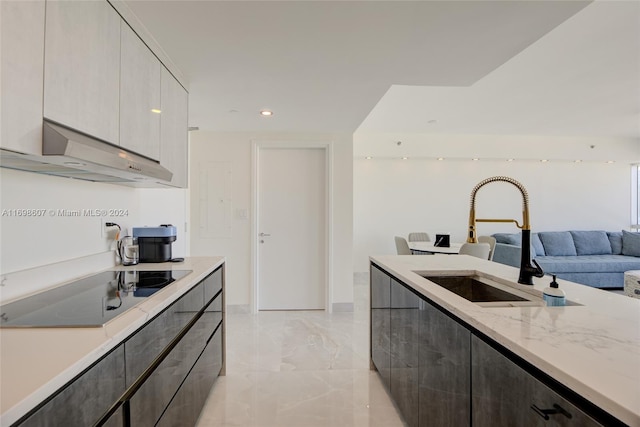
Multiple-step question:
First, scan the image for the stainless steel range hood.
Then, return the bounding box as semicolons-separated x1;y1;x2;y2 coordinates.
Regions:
0;121;173;186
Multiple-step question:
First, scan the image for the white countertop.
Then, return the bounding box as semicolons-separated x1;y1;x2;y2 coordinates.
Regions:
370;254;640;427
0;256;224;426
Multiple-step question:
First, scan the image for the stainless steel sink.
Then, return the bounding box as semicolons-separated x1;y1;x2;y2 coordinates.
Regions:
417;274;582;307
418;274;549;307
422;275;529;303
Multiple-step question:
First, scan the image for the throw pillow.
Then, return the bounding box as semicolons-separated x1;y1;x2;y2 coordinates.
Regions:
531;233;545;256
621;230;640;257
538;232;577;256
493;233;520;245
608;231;623;254
569;230;613;255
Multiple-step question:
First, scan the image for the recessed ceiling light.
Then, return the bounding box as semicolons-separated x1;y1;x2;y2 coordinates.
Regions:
260;110;273;117
607;160;615;164
150;109;162;114
507;158;514;162
437;157;444;161
365;156;372;160
402;156;408;160
541;159;549;163
472;158;479;161
574;159;582;163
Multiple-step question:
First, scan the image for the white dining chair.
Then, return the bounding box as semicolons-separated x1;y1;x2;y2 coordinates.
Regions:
478;236;497;261
408;232;430;242
394;236;412;255
459;242;491;259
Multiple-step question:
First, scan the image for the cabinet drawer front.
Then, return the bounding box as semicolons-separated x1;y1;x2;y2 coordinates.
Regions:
18;345;125;427
204;267;223;304
125;282;204;386
471;336;602;427
129;308;215;426
156;325;223;427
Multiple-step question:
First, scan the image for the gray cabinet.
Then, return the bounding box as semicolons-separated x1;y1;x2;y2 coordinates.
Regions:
159;68;189;188
18;345;125;427
418;299;470;426
125;265;224;426
390;281;420;427
471;335;602;427
43;0;121;144
119;23;161;160
0;0;45;155
370;265;391;388
157;323;223;427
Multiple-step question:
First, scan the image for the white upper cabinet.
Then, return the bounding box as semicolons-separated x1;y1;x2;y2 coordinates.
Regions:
160;68;188;188
120;23;161;160
43;0;121;145
0;0;45;155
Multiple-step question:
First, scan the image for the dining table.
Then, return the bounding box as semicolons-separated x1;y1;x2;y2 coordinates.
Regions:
408;241;463;254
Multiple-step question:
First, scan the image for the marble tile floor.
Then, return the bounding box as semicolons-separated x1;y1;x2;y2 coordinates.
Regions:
196;281;405;427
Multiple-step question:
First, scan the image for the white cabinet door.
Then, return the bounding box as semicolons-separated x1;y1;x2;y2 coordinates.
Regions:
0;0;45;155
160;68;188;188
43;0;120;144
120;23;161;160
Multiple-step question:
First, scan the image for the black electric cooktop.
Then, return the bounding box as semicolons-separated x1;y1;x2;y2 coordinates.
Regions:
0;270;192;328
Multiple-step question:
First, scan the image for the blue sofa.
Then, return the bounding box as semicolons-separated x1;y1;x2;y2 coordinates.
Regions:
491;230;640;289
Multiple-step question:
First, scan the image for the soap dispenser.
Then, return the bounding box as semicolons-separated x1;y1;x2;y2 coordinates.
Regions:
543;275;566;306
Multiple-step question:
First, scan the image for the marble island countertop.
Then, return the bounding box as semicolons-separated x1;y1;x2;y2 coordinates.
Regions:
0;256;224;426
370;254;640;427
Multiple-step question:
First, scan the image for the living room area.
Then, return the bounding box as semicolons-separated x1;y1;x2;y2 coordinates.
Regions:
352;0;639;296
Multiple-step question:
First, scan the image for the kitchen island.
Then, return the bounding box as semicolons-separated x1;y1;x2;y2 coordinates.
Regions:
370;254;640;427
0;256;225;426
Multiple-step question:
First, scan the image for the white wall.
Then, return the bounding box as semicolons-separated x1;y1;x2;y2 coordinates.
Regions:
189;131;353;308
353;134;639;272
0;168;188;301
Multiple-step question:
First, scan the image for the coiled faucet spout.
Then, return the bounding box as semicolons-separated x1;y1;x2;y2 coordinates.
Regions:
467;176;544;285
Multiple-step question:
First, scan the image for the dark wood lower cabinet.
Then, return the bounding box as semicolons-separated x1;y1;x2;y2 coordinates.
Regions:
157;324;223;427
370;265;391;388
471;335;602;427
390;279;420;427
370;262;610;427
18;345;125;427
418;299;470;427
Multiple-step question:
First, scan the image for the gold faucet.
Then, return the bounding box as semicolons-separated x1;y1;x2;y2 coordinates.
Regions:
467;176;544;285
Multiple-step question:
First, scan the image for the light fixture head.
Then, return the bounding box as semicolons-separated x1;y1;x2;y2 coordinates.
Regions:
607;160;615;164
507;158;514;162
472;158;479;161
260;110;274;117
541;159;549;163
401;156;408;160
437;157;444;161
574;159;582;163
365;156;372;160
150;108;162;114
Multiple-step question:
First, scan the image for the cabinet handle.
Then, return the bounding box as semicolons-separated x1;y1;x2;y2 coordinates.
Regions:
530;403;572;421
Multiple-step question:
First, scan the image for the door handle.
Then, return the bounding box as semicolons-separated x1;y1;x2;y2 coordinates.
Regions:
259;233;271;237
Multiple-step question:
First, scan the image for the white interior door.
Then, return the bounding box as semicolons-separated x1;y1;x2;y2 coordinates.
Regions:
258;147;326;310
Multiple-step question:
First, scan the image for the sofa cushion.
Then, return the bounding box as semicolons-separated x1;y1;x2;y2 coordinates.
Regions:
608;231;623;255
569;230;612;255
622;230;640;257
493;233;520;245
538;232;577;256
531;233;545;256
535;255;640;273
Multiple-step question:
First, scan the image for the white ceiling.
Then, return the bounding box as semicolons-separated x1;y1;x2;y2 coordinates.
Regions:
124;0;639;139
